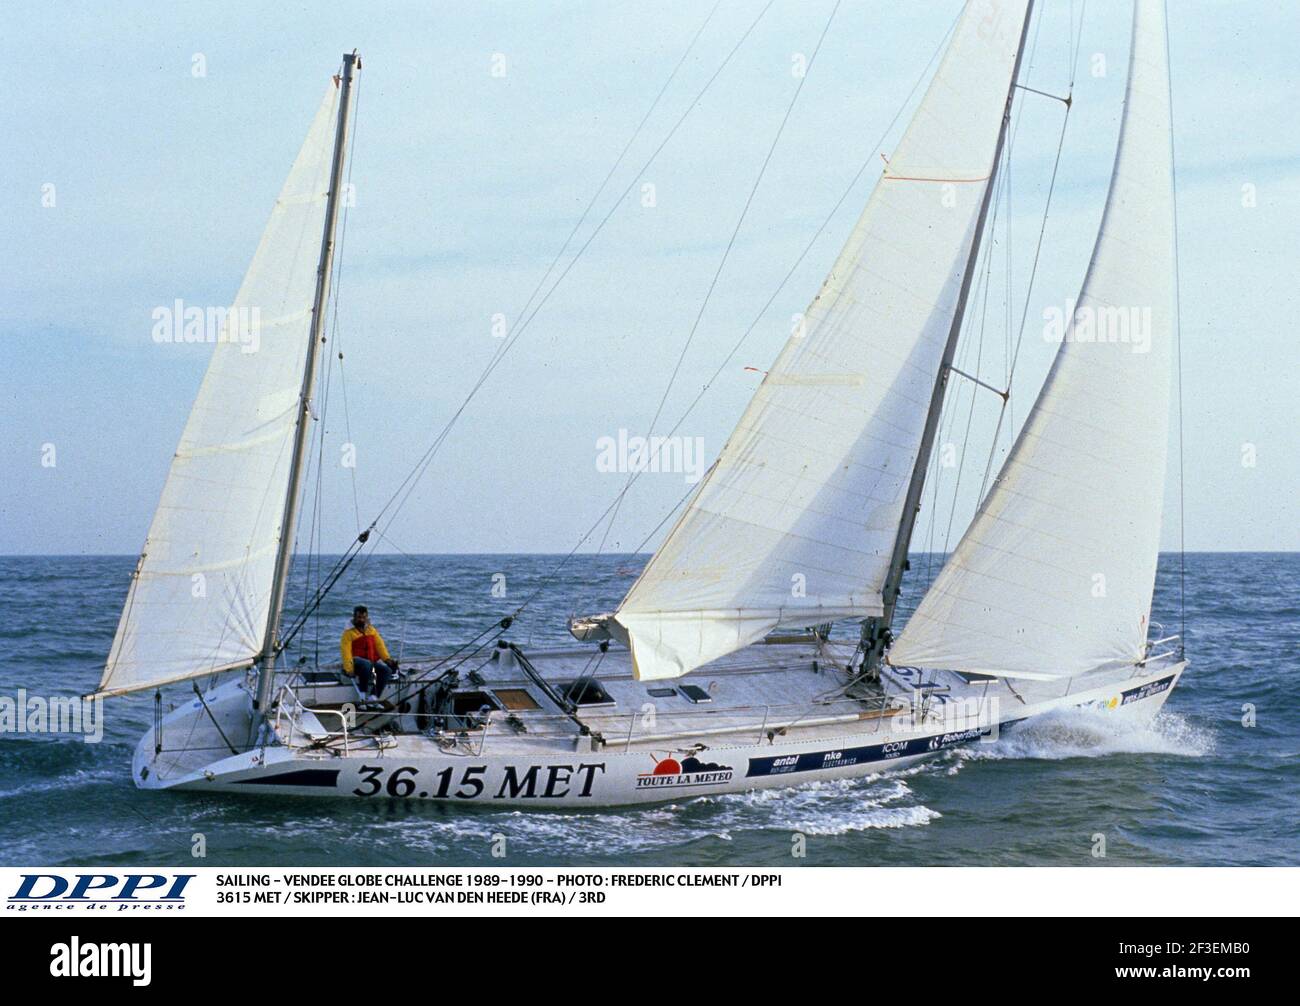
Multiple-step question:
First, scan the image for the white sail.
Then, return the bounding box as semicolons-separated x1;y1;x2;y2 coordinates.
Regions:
96;83;341;697
615;0;1032;681
889;1;1175;681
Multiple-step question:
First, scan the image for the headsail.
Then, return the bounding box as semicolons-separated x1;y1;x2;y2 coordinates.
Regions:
889;1;1176;680
615;0;1033;681
96;83;342;698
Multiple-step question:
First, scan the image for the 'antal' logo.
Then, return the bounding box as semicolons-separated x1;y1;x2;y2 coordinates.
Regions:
636;753;734;789
9;873;194;910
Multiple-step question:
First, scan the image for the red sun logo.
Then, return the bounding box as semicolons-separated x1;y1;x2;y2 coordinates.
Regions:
651;758;682;776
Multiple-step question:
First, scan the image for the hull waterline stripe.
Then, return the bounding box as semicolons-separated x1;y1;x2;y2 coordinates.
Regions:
232;768;341;788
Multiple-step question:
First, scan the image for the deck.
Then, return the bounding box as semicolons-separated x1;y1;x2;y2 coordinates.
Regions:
272;637;907;760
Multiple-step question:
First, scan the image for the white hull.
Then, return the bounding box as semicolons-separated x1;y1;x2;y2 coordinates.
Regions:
132;640;1184;808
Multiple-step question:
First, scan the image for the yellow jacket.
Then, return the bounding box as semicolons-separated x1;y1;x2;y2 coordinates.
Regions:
340;625;391;675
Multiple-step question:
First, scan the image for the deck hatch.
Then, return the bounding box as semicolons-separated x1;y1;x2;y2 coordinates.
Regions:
678;684;712;704
450;690;501;715
492;688;541;711
559;679;616;707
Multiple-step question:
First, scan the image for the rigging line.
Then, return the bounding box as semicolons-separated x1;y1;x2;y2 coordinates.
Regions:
1069;0;1075;86
942;154;1009;558
1013;82;1070;105
1005;89;1015;432
923;79;1021;578
511;5;726;341
277;535;371;650
924;198;1002;574
406;625;504;681
182;64;364;688
975;95;1072;503
370;3;771;554
330;73;365;536
304;257;339;656
342;3;962;642
336;353;361;534
360;0;766;551
301;371;323;660
516;467;709;629
915;3;1040;585
310;338;334;661
921;167;999;579
396;635;518;714
304;63;352;566
289;73;364;654
564;646;609;718
408;0;727;459
1163;1;1186;643
1070;0;1088;91
496;0;725;362
627;471;711;562
596;0;843;555
577;4;966;596
999;0;1043;428
313;73;365;653
924;154;1008;577
916;3;1040;567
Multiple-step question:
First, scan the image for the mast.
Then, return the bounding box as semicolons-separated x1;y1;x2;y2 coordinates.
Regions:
860;4;1034;675
254;51;359;713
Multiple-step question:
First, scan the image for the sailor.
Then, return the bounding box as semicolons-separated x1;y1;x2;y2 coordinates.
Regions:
340;605;398;702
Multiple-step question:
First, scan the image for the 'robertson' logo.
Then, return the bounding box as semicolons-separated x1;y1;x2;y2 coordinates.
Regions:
636;754;734;789
50;938;151;986
8;874;194;912
928;727;987;751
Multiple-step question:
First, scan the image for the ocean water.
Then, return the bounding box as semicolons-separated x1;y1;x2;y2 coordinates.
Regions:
0;552;1295;867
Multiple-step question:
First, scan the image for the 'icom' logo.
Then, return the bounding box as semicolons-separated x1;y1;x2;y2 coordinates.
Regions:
8;873;194;911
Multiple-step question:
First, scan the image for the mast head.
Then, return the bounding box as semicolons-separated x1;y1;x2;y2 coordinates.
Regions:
334;51;360;88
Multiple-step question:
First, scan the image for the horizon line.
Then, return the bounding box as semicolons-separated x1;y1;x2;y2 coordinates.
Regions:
2;549;1295;559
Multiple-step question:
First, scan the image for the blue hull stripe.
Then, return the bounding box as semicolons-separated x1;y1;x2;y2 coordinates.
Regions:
746;671;1178;780
746;722;1023;779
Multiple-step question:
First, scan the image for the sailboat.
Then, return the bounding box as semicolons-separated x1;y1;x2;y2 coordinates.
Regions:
96;2;1188;806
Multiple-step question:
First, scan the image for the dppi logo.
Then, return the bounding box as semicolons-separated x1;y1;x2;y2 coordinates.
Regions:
8;874;194;911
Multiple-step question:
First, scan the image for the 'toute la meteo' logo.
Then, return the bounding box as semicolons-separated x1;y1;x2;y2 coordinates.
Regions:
636;753;734;789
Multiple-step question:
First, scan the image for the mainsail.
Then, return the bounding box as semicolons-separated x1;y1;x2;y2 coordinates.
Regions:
889;1;1176;680
615;0;1033;680
96;83;342;698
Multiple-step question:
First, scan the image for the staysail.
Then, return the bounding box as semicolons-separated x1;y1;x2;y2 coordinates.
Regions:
615;0;1032;680
889;0;1176;680
96;83;342;698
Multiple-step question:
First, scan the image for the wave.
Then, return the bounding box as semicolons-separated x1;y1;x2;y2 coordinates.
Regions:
956;708;1214;762
217;773;941;861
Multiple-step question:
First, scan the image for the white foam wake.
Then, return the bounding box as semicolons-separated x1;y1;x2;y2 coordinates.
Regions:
957;708;1214;763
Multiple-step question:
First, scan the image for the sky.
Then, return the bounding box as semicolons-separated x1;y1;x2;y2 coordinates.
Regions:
1;0;1297;556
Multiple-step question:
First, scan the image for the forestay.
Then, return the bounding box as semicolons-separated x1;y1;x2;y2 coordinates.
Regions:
890;1;1175;680
616;0;1032;680
97;83;341;697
